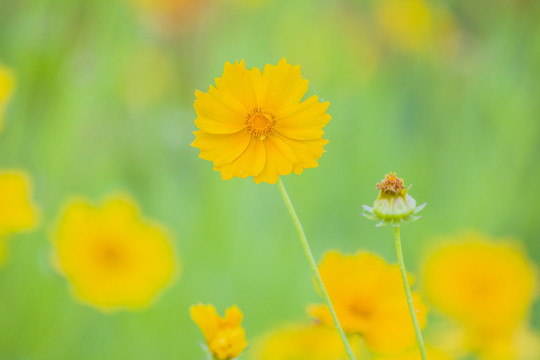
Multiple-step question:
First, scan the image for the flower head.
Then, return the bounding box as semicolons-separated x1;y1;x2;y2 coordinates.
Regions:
192;59;331;184
362;172;426;227
423;233;537;354
190;303;248;360
308;251;428;354
53;195;177;310
0;170;38;236
0;63;15;132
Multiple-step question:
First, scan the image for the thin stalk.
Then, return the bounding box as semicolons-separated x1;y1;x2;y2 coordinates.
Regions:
277;178;356;360
393;226;427;360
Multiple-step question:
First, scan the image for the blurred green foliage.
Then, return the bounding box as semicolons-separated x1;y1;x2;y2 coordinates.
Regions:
0;0;539;358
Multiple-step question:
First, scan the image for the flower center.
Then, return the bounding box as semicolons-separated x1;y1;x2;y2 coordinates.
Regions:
350;299;374;321
376;172;404;193
245;107;275;140
94;240;126;271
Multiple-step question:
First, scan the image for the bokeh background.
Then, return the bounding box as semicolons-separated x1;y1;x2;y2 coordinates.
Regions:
1;0;539;359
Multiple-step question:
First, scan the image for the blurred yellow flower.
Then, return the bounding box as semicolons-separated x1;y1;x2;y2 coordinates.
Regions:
192;59;331;184
0;170;38;235
250;322;365;360
308;251;428;354
0;63;15;132
53;195;177;310
190;303;248;360
423;233;537;357
374;0;457;53
372;346;452;360
472;326;540;360
424;234;536;329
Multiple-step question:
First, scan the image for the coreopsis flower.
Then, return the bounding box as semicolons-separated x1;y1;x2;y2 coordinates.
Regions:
190;303;248;360
362;173;426;227
308;251;428;354
250;322;364;360
0;63;15;132
0;170;38;235
53;195;177;310
423;233;537;357
192;59;331;184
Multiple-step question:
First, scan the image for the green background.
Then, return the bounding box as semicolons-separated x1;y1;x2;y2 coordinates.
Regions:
0;0;539;358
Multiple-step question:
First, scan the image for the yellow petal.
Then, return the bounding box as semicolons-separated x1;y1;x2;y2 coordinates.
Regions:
274;133;328;175
192;130;251;168
253;138;295;184
224;305;244;327
194;87;247;134
257;58;309;111
307;304;334;326
364;294;427;353
190;303;220;341
216;137;266;180
267;135;298;164
275;95;331;140
209;327;248;360
215;60;262;112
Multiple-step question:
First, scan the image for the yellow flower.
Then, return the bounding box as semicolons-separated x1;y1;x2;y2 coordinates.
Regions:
372;346;452;360
0;170;38;235
190;303;248;360
308;251;428;354
0;63;15;132
423;234;536;329
53;195;177;310
423;233;537;356
192;59;331;184
250;322;366;360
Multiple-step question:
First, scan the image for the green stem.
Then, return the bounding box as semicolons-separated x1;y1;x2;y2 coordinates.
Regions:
393;226;427;360
277;178;356;360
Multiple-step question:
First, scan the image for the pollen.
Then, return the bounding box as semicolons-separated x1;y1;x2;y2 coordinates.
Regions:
376;172;404;193
245;107;275;140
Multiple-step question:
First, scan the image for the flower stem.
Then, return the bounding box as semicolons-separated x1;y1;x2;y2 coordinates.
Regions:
277;178;356;360
393;226;427;360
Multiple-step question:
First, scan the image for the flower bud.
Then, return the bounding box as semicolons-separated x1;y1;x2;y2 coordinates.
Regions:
362;172;426;227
